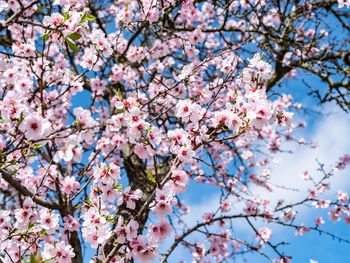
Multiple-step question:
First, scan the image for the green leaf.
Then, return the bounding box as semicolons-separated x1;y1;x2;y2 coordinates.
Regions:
67;32;81;41
35;5;44;14
106;215;116;222
114;184;123;189
145;169;156;184
80;13;96;24
18;112;25;125
65;38;79;53
9;160;17;165
29;254;39;263
224;126;232;132
113;89;123;99
33;144;45;150
157;163;166;170
41;33;49;41
28;254;48;263
84;199;93;205
63;12;71;21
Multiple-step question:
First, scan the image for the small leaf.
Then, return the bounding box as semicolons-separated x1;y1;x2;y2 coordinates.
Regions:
157;163;165;170
224;126;232;132
113;89;123;99
106;215;115;222
65;38;79;53
145;169;156;184
41;33;49;41
35;6;44;14
62;12;71;21
114;184;123;189
81;13;96;24
18;112;25;125
0;118;5;123
33;144;45;150
67;32;81;41
9;160;17;165
30;254;40;263
84;199;93;205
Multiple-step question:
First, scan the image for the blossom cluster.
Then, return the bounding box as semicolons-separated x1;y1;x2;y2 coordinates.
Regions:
0;0;348;262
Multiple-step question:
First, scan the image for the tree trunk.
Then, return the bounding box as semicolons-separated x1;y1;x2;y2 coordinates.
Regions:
103;144;169;257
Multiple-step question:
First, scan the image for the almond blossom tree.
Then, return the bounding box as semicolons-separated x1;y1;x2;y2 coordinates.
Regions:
0;0;349;262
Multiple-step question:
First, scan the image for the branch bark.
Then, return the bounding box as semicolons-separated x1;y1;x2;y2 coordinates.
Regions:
0;169;61;210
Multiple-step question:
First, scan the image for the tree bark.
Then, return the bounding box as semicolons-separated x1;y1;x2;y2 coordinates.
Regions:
103;144;169;258
69;231;83;263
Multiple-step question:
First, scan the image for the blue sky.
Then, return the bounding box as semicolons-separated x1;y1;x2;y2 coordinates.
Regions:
60;5;350;262
65;5;350;263
163;74;350;263
1;2;349;262
78;71;350;263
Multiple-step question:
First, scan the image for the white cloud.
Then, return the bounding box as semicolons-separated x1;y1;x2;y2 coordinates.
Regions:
161;107;350;262
254;107;350;206
177;107;350;236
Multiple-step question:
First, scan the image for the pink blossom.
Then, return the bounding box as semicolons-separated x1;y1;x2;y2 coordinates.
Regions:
280;208;296;222
257;227;272;244
82;208;111;248
148;220;171;242
177;145;195;162
192;243;206;261
130;236;158;262
151;188;176;218
0;1;347;262
202;212;214;223
40;209;59;233
43;241;75;263
126;219;139;241
62;176;80;195
220;200;231;212
64;215;80;232
338;0;350;8
134;144;155;160
337;191;349;203
171;170;189;193
328;208;342;222
0;210;10;227
296;225;310;236
73;107;97;128
114;217;127;244
19;113;51;140
313;199;331;209
123;187;143;210
314;216;325;226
